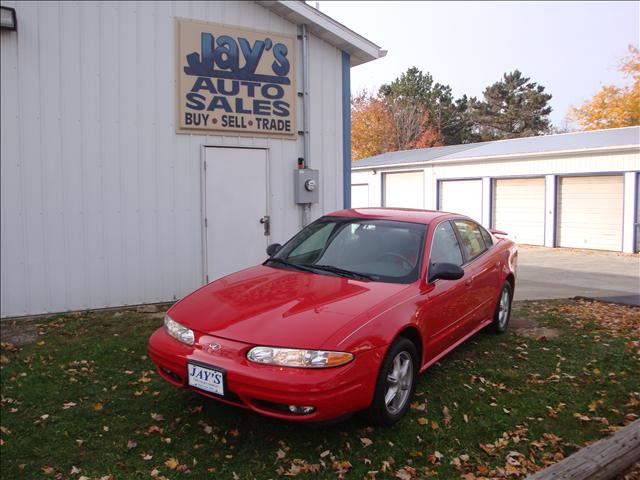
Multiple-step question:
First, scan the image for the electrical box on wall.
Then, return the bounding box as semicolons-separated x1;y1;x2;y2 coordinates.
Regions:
294;169;319;204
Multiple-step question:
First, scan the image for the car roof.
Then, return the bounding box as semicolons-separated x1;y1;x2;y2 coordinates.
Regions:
325;208;454;224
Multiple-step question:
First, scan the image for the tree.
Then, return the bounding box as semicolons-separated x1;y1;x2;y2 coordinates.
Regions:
469;70;553;141
383;91;443;151
569;45;640;130
351;91;395;161
380;67;473;145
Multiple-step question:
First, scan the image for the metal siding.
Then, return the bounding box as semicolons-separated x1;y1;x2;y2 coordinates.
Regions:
0;0;343;317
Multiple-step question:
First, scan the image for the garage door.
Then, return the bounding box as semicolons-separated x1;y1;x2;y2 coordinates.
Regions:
493;177;545;245
383;171;424;209
557;175;623;251
439;179;482;222
351;184;370;208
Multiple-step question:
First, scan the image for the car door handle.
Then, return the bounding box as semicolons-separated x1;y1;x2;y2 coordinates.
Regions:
464;277;473;287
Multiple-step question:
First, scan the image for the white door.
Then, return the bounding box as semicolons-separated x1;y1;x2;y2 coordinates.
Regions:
557;175;623;251
439;179;482;222
493;177;545;245
383;171;424;208
351;184;370;208
204;147;269;281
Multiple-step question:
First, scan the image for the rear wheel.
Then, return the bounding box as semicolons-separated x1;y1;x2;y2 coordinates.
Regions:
364;337;418;426
491;281;513;333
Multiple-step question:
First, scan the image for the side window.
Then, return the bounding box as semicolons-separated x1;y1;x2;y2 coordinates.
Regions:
480;226;493;248
429;222;463;267
453;220;487;260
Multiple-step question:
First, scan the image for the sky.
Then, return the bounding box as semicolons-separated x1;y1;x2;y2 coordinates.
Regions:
316;1;640;128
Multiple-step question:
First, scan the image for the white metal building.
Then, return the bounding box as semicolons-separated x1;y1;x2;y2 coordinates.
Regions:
0;1;385;318
352;127;640;253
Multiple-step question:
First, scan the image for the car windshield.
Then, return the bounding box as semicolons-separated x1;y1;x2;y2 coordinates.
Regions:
267;217;427;284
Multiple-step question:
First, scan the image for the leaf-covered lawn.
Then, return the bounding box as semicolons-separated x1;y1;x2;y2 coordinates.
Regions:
1;300;638;480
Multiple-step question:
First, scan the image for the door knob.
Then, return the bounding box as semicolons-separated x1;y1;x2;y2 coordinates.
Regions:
260;216;270;236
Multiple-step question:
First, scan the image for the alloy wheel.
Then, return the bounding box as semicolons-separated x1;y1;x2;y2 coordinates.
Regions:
384;351;413;415
498;287;511;329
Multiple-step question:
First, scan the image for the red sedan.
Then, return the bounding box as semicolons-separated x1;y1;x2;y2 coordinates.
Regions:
148;208;517;425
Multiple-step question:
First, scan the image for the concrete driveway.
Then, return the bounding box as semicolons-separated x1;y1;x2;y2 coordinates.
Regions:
515;246;640;305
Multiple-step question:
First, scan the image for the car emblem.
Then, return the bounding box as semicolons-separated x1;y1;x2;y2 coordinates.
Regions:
207;342;221;353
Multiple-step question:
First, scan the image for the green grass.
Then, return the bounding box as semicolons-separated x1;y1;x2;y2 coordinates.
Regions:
1;301;638;479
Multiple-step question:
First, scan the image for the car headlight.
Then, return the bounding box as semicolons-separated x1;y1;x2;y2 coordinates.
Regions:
164;315;195;345
247;346;353;368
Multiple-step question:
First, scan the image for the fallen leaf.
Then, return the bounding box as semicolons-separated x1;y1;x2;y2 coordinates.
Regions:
150;412;164;421
360;437;373;447
41;466;55;475
443;406;452;426
165;457;179;470
395;466;416;480
126;440;137;449
93;403;103;412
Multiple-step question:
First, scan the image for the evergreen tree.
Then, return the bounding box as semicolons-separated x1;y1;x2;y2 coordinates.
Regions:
470;70;552;141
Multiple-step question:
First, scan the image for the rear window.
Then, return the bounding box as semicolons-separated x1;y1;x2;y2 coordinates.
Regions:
453;220;487;261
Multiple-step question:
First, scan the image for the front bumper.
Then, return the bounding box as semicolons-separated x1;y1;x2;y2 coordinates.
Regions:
147;327;384;422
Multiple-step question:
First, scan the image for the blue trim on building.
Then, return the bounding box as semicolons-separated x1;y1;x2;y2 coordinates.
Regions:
634;172;639;253
342;51;351;209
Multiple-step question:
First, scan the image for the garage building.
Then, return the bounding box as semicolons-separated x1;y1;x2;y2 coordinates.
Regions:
0;1;385;318
351;126;640;253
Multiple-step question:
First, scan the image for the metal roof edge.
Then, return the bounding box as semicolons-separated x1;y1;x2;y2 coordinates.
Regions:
256;1;385;66
352;144;640;170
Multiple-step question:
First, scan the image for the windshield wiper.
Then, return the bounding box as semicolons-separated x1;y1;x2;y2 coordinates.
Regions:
264;257;318;274
303;264;377;281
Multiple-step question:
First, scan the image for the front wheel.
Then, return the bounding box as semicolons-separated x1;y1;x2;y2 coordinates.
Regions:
491;281;513;333
363;337;418;426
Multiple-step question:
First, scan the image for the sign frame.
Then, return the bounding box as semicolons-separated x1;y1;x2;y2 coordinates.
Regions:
175;17;297;138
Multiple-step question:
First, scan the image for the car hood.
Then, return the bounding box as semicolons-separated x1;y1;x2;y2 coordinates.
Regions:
168;265;410;349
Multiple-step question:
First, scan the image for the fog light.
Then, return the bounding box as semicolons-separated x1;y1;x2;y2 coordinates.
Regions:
288;405;315;414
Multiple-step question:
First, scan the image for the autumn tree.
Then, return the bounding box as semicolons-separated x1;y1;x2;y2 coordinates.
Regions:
569;45;640;130
469;70;553;141
383;91;443;150
351;89;442;161
351;91;394;161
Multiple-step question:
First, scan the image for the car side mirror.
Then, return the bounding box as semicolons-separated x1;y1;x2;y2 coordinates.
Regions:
266;243;282;257
428;262;464;283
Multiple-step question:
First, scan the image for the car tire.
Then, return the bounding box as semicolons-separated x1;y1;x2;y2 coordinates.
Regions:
363;337;418;426
490;281;513;333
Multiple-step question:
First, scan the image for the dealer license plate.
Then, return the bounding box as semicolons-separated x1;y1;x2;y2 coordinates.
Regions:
187;362;225;396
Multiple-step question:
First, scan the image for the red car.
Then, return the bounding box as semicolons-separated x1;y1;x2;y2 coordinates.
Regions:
148;208;517;425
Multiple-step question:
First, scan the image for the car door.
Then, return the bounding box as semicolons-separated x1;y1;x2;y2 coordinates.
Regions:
452;219;501;328
418;220;474;362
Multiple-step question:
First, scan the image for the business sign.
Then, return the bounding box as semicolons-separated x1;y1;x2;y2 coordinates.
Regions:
177;19;296;137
